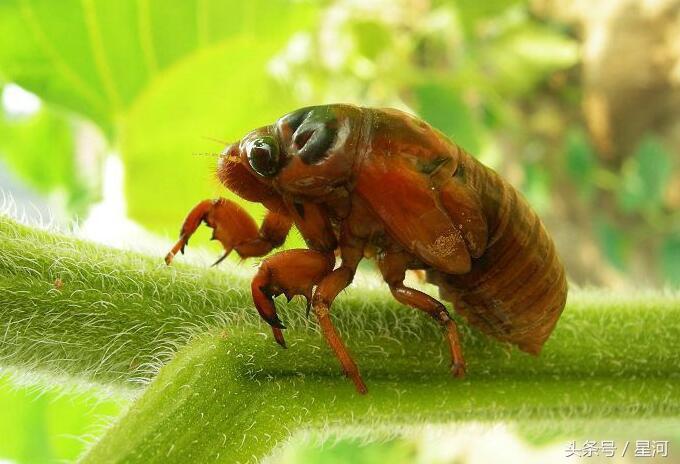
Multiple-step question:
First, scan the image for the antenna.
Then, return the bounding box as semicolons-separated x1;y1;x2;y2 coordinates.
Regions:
201;135;229;146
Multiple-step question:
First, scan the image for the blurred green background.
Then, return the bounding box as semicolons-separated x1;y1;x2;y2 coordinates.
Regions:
0;0;678;462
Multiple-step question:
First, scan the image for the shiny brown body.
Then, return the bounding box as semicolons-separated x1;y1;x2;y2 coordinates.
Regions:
426;153;567;354
166;104;568;393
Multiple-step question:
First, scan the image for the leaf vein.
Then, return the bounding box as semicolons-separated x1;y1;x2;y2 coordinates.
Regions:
18;0;106;112
81;0;123;111
136;0;158;76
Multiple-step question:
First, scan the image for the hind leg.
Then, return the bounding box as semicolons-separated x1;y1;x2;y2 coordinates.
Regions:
378;251;466;377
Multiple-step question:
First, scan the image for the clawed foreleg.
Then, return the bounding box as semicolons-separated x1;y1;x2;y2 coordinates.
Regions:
165;197;292;265
251;249;334;348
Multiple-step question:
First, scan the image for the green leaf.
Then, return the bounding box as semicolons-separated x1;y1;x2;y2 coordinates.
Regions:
121;38;304;239
0;0;317;138
522;162;551;214
564;128;596;200
480;21;578;96
0;0;318;234
618;136;672;213
595;218;629;271
0;0;112;133
0;106;92;215
413;82;481;153
0;373;123;464
445;0;525;36
351;20;393;60
661;235;680;286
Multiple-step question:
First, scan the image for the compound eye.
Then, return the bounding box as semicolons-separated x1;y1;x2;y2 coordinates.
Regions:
247;136;279;177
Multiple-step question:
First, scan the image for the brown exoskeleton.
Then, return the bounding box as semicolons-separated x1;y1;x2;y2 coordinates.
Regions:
166;104;568;394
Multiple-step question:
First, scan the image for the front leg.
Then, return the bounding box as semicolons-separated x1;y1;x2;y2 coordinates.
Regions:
165;197;292;265
254;234;367;393
251;249;334;348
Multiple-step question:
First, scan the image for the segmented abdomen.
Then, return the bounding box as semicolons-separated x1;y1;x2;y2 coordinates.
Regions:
428;150;568;354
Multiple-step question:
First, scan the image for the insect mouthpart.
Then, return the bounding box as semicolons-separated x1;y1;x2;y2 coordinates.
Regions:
217;144;241;170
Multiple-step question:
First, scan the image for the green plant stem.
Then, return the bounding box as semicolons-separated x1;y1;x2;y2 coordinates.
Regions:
81;331;680;463
1;216;679;463
0;217;254;388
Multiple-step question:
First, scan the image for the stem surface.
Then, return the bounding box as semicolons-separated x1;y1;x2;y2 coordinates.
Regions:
1;217;678;463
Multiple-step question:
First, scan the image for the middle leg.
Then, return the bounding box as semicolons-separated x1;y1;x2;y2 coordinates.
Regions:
311;238;367;394
377;251;466;377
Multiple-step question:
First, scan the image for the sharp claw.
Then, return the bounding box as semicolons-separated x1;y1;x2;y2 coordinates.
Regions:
167;200;231;266
166;236;188;265
451;362;466;378
272;327;287;348
341;366;368;394
355;379;368;395
211;251;230;267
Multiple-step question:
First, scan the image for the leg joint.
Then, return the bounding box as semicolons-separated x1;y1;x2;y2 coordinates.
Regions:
313;303;330;319
437;309;451;324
